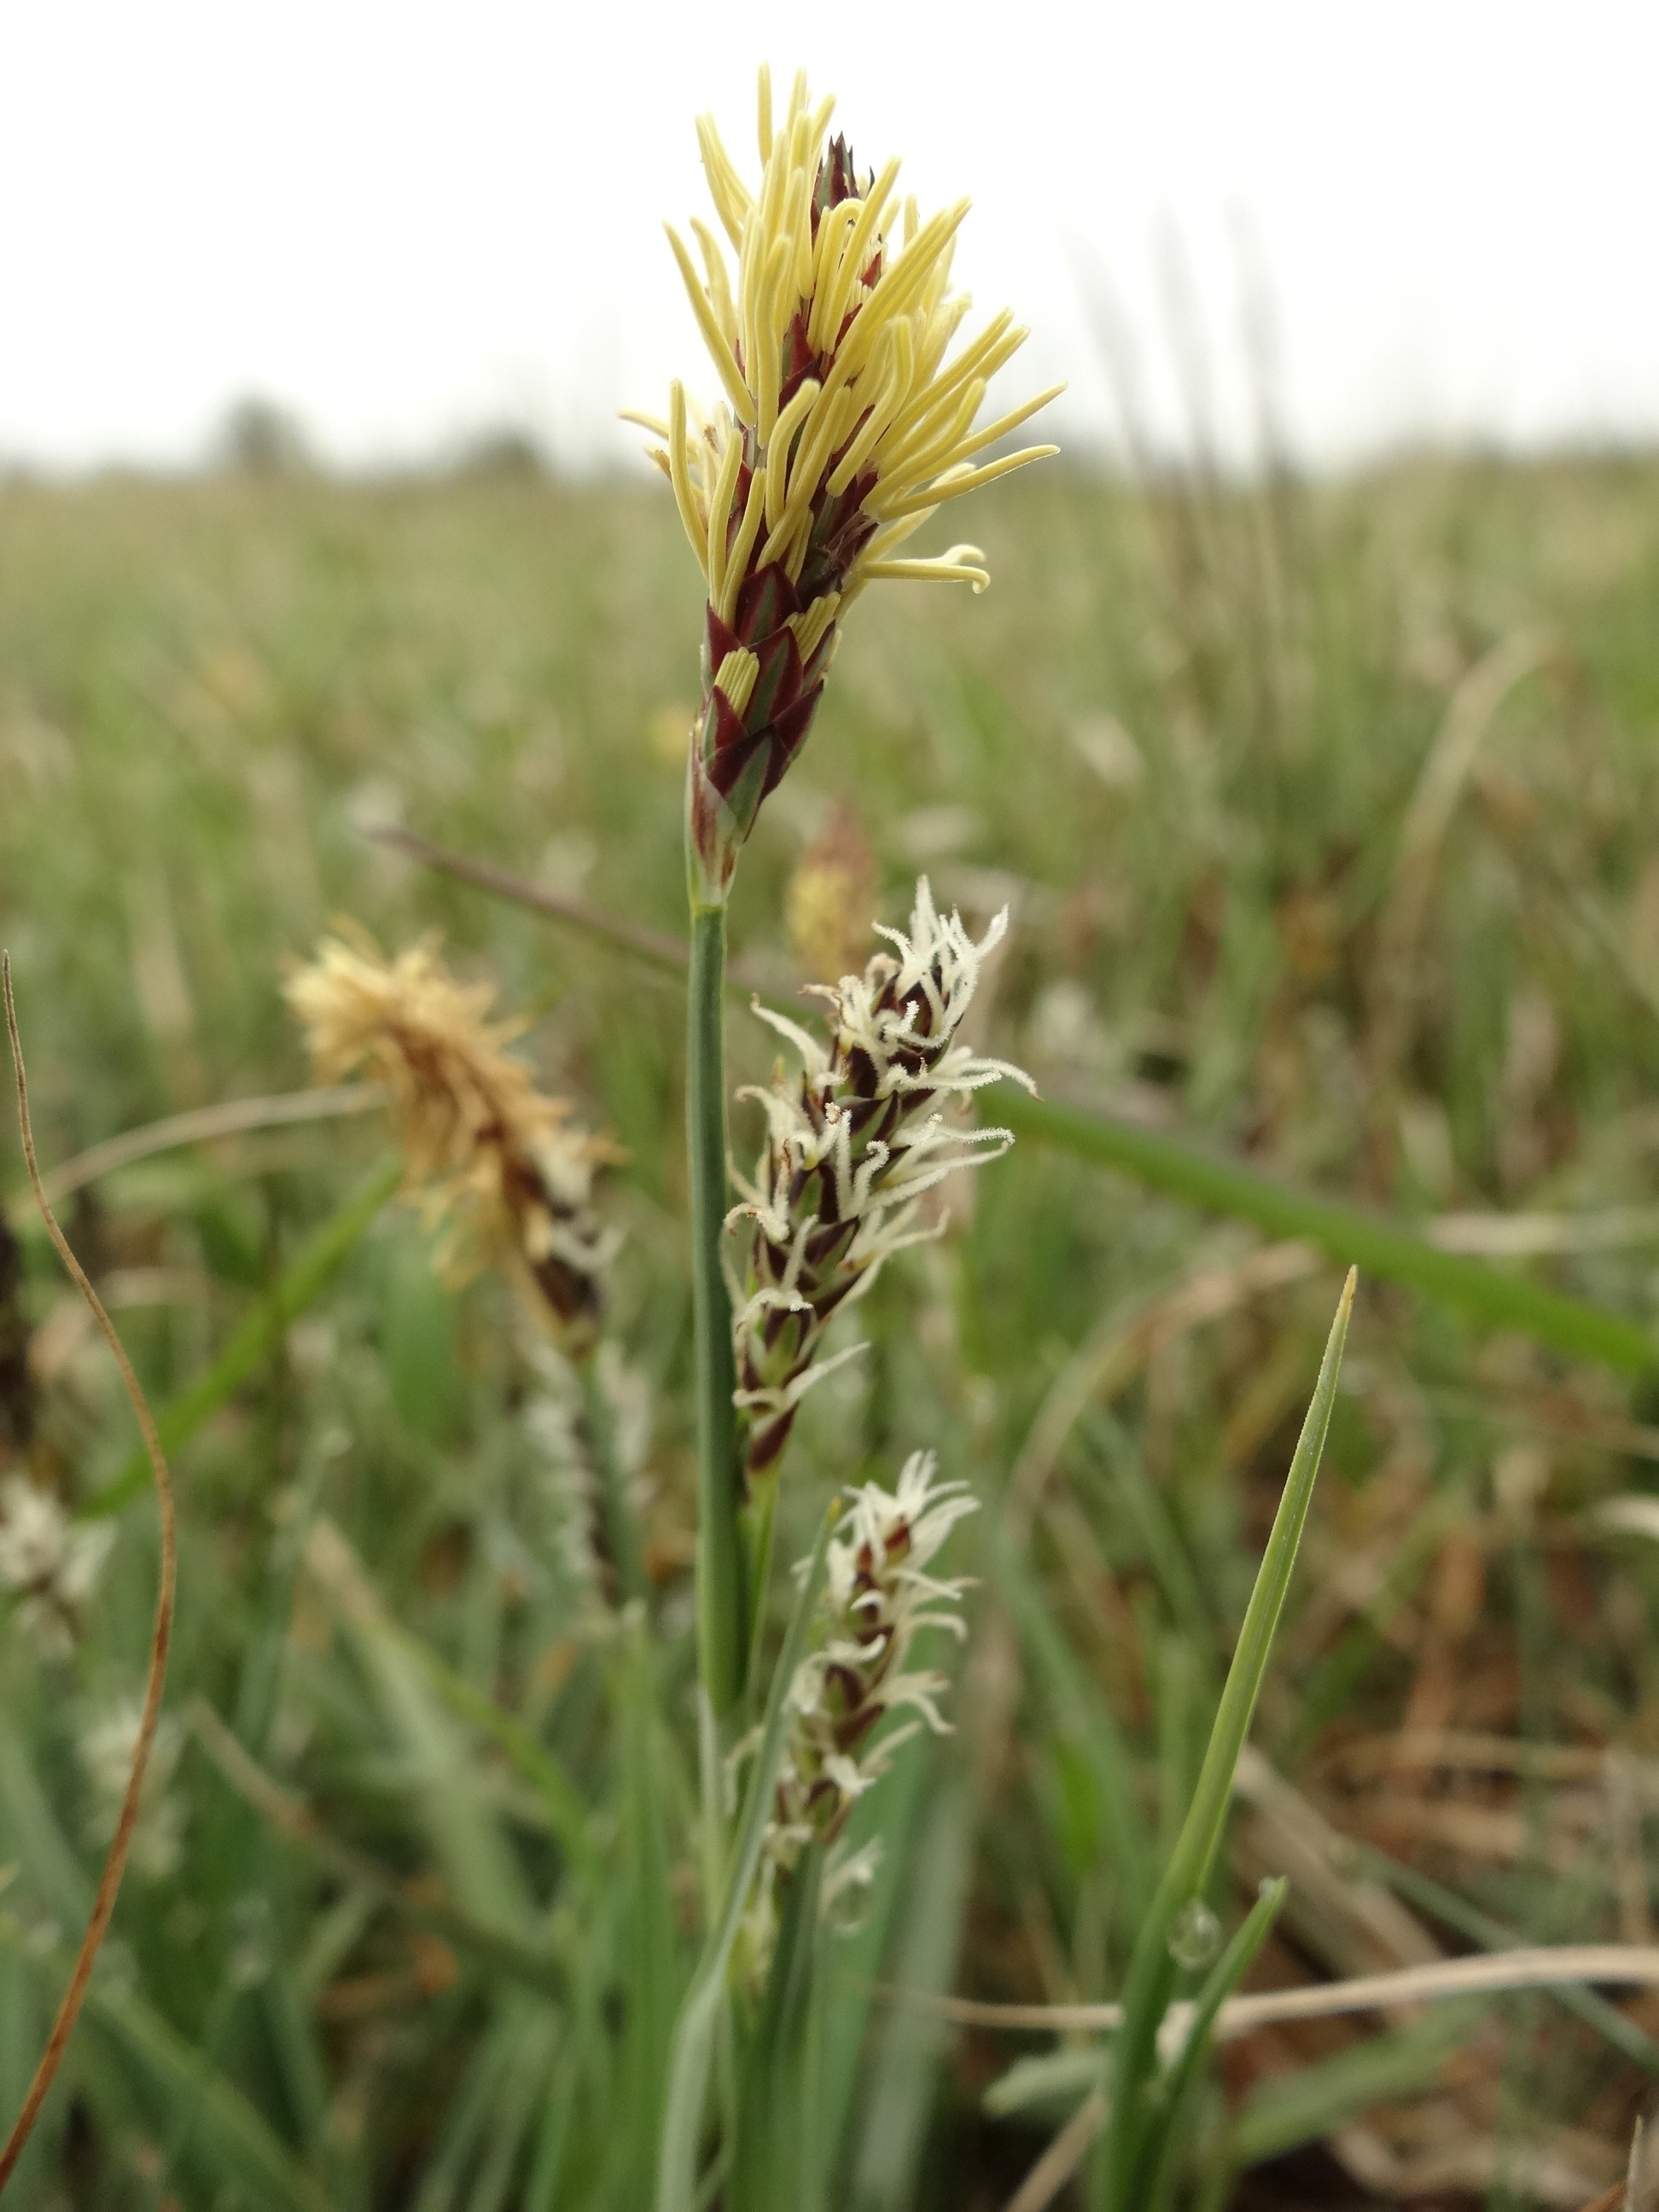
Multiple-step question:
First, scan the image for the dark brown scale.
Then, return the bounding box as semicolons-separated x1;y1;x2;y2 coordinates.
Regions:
813;136;869;227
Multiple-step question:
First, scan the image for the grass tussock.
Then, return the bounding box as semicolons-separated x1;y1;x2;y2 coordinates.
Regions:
0;449;1657;2204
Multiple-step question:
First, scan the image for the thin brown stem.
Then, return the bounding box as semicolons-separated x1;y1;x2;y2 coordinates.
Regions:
367;821;774;992
369;822;697;975
0;955;177;2190
876;1940;1659;2040
1001;2090;1108;2212
26;1082;382;1207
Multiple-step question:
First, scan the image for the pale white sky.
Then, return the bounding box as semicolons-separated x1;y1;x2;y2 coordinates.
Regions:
1;0;1654;471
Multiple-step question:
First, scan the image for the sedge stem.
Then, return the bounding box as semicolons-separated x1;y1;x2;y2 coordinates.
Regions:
687;901;747;1721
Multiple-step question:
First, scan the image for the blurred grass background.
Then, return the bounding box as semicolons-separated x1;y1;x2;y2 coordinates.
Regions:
3;450;1659;2205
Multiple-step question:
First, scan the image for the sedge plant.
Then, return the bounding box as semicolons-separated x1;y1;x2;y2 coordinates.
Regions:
639;68;1375;2209
629;62;1068;2205
631;63;1059;1732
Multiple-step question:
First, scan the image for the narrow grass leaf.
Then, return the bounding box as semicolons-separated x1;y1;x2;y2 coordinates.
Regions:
1362;1848;1659;2076
88;1157;401;1516
1098;1273;1353;2211
1226;1999;1484;2167
400;1627;599;1884
993;1546;1155;1921
306;1522;537;1935
1167;1271;1353;1902
1000;1090;1653;1377
817;1723;934;2171
62;1966;334;2212
619;1621;681;2203
983;2045;1100;2122
851;1775;974;2212
1144;1878;1285;2209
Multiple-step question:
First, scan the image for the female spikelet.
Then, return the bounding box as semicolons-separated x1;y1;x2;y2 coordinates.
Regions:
637;67;1060;900
730;879;1033;1481
742;1449;975;1965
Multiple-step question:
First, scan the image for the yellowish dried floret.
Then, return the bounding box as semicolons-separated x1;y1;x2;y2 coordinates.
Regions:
285;927;617;1348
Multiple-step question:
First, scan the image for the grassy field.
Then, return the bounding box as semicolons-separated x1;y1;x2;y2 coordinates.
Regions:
2;451;1659;2208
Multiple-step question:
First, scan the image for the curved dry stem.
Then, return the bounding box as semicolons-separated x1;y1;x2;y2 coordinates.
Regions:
0;954;178;2189
881;1939;1659;2040
31;1082;383;1207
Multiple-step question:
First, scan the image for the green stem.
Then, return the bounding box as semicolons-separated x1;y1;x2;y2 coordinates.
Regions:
687;903;747;1722
742;1481;779;1702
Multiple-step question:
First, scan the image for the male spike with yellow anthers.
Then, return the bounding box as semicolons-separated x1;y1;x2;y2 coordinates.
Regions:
635;67;1061;904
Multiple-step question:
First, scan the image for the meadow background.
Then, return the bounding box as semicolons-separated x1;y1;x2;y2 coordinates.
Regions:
0;440;1656;2208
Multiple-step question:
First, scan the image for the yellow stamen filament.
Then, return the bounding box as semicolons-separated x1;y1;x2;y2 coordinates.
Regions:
666;226;754;424
764;378;824;534
789;592;840;664
859;545;990;593
911;292;973;390
834;202;970;381
750;235;792;444
945;384;1069;470
715;647;760;717
667;385;707;578
719;464;770;625
780;505;819;586
806;200;859;352
646;69;1061;660
817;157;902;351
860;513;930;565
883;312;1024;449
706;425;744;605
825;325;912;497
766;387;858;556
756;61;773;161
876;377;986;489
871;444;1060;522
696;114;753;251
691;218;739;347
791;165;816;300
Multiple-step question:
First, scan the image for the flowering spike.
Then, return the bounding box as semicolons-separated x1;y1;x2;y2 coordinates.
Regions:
737;1448;976;1970
650;70;1061;903
728;879;1034;1485
284;928;620;1352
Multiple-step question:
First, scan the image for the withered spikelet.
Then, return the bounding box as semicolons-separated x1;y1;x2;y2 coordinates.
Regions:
285;928;617;1350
